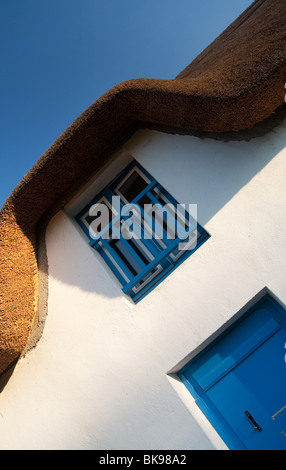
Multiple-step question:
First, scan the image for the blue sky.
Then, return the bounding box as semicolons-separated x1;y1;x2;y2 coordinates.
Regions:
0;0;253;209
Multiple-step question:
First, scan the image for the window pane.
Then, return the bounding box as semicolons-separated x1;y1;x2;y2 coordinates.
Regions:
109;239;142;277
108;237;162;294
84;200;113;233
117;170;149;202
138;193;152;210
128;238;150;266
76;161;209;303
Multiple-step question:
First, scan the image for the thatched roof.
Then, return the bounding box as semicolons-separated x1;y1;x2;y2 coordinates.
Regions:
0;0;285;375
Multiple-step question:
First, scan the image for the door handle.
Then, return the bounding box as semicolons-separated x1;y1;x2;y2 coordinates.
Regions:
245;411;262;432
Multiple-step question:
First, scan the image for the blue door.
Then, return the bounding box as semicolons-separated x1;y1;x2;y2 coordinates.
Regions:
179;295;286;450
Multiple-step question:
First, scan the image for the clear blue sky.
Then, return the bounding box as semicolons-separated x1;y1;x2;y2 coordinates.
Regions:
0;0;253;209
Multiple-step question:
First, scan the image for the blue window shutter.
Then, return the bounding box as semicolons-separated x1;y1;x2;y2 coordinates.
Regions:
75;161;209;302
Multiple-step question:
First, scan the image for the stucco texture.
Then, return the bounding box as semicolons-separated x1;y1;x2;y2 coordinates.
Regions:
0;0;285;375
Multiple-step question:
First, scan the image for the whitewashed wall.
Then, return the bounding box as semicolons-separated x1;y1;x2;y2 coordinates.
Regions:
0;119;286;450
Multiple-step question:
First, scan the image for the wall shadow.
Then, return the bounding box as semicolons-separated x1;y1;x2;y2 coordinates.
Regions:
2;106;285;449
39;105;286;297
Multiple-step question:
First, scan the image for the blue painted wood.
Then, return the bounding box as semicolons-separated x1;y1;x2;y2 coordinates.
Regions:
76;159;209;301
122;221;197;294
99;238;134;282
132;229;209;303
189;309;281;392
89;181;158;246
145;190;178;244
95;242;128;287
179;295;286;450
118;237;146;270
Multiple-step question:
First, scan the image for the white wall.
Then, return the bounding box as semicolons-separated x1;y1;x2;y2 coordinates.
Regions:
0;119;286;450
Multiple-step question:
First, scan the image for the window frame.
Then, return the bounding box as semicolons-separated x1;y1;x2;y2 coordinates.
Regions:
75;161;209;303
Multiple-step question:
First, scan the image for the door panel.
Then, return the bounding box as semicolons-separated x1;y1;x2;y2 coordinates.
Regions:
206;327;286;449
179;295;286;450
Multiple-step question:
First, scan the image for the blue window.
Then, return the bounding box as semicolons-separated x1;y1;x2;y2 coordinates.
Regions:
75;161;209;302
